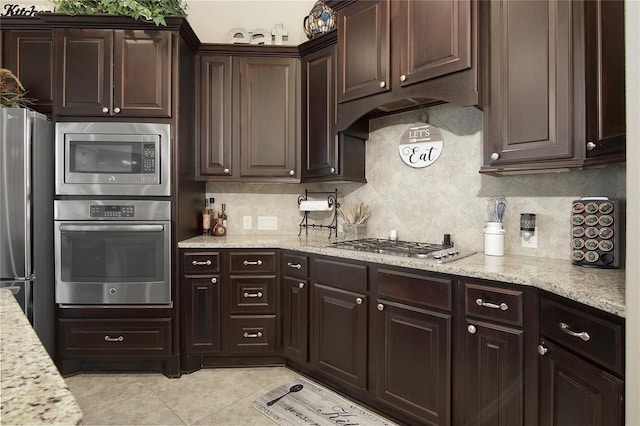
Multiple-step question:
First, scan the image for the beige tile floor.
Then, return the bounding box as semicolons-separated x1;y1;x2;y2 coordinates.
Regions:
65;366;299;425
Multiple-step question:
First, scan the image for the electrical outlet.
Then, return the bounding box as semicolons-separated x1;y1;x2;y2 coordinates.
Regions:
257;216;277;231
521;228;538;248
243;216;252;230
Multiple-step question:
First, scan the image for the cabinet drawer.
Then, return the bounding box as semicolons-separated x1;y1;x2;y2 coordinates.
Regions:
540;297;624;375
58;318;172;357
183;252;220;274
313;257;367;292
464;282;523;327
283;253;308;278
228;315;277;353
376;268;452;311
230;275;276;313
229;251;276;274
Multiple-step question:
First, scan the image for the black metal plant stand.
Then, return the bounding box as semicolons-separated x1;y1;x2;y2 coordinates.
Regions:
298;189;339;238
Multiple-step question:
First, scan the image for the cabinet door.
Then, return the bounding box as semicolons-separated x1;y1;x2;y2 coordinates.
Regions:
337;0;390;103
302;43;338;179
375;300;451;425
584;0;625;160
236;56;299;179
312;283;367;390
396;0;471;87
55;29;113;116
482;0;577;171
282;276;309;363
3;30;54;114
198;55;233;177
539;339;623;426
113;30;171;117
182;276;221;354
462;319;524;426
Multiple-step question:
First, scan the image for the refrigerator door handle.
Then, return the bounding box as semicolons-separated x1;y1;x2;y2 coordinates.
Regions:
9;275;36;281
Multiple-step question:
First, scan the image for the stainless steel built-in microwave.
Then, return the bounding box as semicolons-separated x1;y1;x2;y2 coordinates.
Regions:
55;122;171;196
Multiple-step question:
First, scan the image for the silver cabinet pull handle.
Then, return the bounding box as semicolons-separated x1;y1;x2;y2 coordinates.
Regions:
104;335;124;342
113;107;121;114
287;262;302;269
224;168;230;174
356;297;363;305
476;298;508;311
243;332;263;338
210;277;217;284
538;344;548;355
377;303;384;311
559;322;591;341
490;152;500;160
467;324;477;334
243;291;263;298
192;260;212;266
400;74;407;82
586;141;596;151
102;106;109;114
243;260;263;266
298;283;305;289
379;81;386;88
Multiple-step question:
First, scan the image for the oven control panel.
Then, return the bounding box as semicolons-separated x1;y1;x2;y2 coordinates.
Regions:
90;205;135;218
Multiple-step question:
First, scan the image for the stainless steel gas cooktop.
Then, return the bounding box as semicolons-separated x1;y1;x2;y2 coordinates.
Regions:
330;238;477;264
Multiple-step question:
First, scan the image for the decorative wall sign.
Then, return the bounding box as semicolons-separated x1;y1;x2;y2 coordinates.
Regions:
228;24;289;45
398;122;444;168
1;3;53;16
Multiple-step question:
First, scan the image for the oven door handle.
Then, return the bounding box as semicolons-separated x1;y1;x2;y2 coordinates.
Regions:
59;224;165;232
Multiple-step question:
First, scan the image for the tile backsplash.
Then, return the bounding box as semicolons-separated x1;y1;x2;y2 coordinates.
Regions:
206;104;626;260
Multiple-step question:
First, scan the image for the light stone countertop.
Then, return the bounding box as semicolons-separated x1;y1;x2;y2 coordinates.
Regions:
0;289;83;425
180;234;626;318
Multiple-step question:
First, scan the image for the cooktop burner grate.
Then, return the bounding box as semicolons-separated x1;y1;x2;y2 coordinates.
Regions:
329;238;476;263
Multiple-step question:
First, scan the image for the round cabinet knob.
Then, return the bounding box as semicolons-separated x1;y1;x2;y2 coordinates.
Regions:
298;282;305;289
330;167;336;173
538;344;548;355
379;81;386;88
356;297;363;305
210;277;217;284
102;107;109;114
223;168;230;174
113;107;121;114
289;170;295;176
377;303;384;311
586;141;596;151
400;74;407;82
467;324;477;334
490;152;500;161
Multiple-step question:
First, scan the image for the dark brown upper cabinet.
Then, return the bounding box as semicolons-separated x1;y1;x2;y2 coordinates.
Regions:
300;31;366;183
2;30;54;115
335;0;478;131
54;28;172;117
481;0;625;175
196;47;300;182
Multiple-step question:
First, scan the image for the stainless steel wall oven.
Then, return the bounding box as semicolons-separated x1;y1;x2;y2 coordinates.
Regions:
54;200;171;306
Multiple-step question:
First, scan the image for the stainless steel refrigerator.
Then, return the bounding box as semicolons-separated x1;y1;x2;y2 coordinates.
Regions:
1;108;55;356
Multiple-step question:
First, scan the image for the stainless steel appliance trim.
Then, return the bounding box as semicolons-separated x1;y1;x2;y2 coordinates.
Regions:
55;121;171;196
59;224;165;232
55;199;171;221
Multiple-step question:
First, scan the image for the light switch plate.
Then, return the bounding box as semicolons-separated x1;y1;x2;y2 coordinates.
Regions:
243;216;252;230
258;216;277;230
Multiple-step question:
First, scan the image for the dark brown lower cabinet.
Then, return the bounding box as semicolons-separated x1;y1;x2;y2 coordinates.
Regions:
182;275;221;354
538;339;623;426
461;320;524;426
312;283;368;391
374;299;451;425
282;276;309;363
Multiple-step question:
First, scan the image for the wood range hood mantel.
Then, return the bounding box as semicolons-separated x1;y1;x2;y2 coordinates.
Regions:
329;0;480;134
